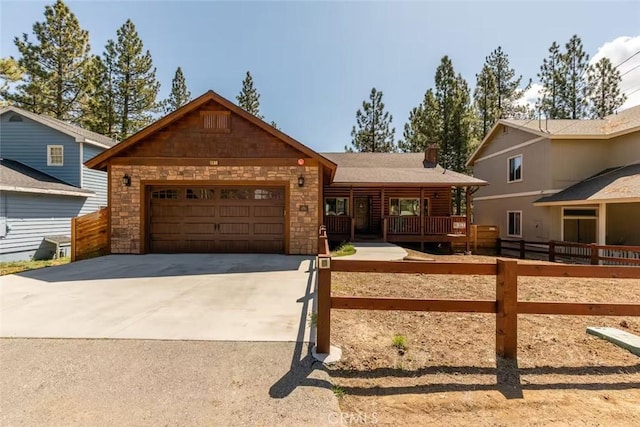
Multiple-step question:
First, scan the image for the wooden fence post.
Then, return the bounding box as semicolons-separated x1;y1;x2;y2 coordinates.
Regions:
519;239;525;259
71;217;76;262
549;240;555;262
590;244;599;265
350;220;355;242
496;259;518;360
496;238;502;256
316;255;332;354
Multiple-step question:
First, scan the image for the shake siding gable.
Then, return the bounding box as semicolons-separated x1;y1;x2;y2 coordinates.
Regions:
0;113;80;187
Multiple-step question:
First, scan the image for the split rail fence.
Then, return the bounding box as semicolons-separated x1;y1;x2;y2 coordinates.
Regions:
317;230;640;360
498;238;640;266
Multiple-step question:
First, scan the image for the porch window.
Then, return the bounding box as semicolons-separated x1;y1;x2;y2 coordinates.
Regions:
508;155;522;183
390;198;420;216
507;211;522;237
325;198;349;215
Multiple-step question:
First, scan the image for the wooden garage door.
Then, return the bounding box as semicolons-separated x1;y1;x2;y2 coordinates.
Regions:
149;186;285;253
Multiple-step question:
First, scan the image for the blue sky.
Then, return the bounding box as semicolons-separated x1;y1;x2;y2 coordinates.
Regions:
1;1;639;152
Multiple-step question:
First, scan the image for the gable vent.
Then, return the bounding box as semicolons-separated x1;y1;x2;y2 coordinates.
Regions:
201;111;230;132
9;114;23;122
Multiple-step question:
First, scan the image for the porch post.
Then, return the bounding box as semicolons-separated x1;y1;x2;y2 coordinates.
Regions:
598;203;606;245
420;187;425;237
465;186;472;254
349;186;354;241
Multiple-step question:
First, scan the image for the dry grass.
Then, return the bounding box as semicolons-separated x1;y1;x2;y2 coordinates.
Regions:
0;257;70;276
327;252;640;426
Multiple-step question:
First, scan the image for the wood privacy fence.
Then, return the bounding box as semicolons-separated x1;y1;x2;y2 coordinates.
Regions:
71;207;109;261
498;238;640;266
316;233;640;359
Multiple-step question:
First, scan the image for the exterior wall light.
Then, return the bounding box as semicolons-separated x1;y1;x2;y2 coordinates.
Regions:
123;174;131;187
298;175;305;187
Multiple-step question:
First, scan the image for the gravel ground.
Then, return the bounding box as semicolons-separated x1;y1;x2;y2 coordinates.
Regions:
0;339;340;426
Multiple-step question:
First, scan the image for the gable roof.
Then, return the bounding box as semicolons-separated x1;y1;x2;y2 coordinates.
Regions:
0;106;116;149
322;152;487;186
467;105;640;166
0;158;94;198
534;163;640;206
84;90;338;175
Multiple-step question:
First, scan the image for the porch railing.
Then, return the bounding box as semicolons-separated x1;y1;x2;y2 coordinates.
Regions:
325;215;352;235
387;215;467;235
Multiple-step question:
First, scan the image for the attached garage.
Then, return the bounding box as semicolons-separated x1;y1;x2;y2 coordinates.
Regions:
148;185;285;253
85;90;337;256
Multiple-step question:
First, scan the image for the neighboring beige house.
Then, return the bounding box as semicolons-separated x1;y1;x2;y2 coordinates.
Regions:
467;105;640;246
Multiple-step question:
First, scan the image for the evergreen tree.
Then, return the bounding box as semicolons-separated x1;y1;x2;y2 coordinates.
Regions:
346;87;396;152
0;58;23;99
114;20;160;137
5;0;92;120
164;67;191;113
587;57;626;119
473;64;498;138
434;56;472;214
538;41;565;119
485;46;529;120
398;89;439;153
236;71;262;118
80;44;117;136
560;35;590;119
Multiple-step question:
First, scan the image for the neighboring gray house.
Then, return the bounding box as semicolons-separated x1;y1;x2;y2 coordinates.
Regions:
0;106;115;261
467;105;640;246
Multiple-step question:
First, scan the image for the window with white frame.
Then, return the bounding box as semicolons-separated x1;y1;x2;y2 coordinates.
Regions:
47;145;64;166
507;154;522;182
507;211;522;237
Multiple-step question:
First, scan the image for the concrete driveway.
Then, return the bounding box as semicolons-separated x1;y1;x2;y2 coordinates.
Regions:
0;254;316;342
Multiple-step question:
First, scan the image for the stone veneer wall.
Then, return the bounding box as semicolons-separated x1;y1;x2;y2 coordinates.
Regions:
110;164;320;255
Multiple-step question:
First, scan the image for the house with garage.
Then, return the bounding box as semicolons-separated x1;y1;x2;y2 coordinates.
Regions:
85;90;486;256
0;106;115;261
467;105;640;246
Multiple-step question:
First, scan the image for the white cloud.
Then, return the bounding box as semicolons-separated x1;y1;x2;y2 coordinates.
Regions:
516;35;640;113
590;35;640;110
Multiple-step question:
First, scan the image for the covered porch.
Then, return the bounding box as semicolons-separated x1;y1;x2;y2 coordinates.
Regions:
323;185;476;249
535;163;640;246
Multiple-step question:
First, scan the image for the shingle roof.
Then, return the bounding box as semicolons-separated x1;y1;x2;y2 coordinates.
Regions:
321;152;487;186
535;163;640;205
504;105;640;137
0;106;116;147
0;158;93;197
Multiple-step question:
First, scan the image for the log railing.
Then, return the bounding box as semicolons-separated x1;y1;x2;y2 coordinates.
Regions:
324;215;352;235
385;215;468;235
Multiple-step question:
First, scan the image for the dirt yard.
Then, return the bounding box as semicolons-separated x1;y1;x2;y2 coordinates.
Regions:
328;253;640;426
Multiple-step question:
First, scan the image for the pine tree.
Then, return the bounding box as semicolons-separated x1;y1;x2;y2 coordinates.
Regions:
4;0;92;120
80;45;117;136
560;35;590;119
473;64;498;138
434;56;472;214
164;67;191;113
236;71;262;118
398;89;439;153
0;57;23;99
538;42;565;119
346;87;396;152
587;57;626;119
485;47;529;120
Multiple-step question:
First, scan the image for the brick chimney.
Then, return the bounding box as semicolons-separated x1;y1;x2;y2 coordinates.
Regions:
425;143;438;165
